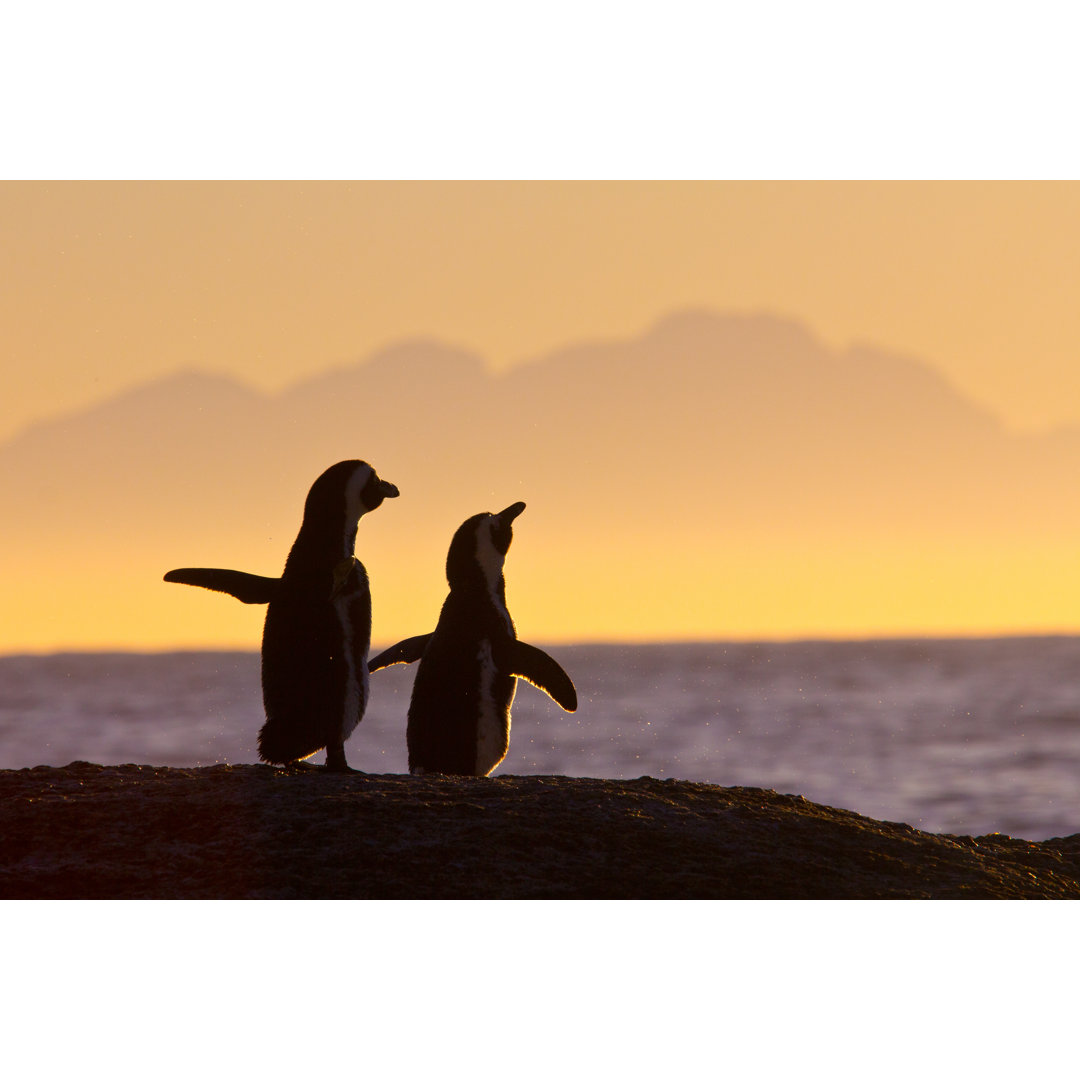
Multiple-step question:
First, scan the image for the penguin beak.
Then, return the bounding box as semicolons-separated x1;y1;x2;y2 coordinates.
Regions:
359;474;400;514
492;502;525;555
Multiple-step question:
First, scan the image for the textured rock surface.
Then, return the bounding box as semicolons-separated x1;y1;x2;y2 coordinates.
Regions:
2;763;1079;899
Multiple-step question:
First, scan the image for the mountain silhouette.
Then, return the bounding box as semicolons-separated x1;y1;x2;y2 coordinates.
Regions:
3;309;1079;649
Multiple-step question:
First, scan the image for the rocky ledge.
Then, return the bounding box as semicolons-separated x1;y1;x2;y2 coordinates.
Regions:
2;763;1078;899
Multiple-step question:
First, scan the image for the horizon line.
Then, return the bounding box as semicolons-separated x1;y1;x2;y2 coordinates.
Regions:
7;626;1080;659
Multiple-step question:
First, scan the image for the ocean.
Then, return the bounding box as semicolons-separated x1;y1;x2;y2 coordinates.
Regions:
2;637;1079;842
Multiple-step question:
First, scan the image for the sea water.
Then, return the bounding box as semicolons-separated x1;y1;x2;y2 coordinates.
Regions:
2;638;1079;841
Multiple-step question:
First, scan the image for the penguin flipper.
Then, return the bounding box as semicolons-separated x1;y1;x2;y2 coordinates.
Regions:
511;642;578;712
368;633;433;672
163;567;280;605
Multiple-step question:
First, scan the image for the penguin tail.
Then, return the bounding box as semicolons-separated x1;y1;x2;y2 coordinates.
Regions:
257;722;322;766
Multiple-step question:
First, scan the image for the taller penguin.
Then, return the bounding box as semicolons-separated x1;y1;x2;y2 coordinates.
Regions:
369;502;577;776
165;460;399;771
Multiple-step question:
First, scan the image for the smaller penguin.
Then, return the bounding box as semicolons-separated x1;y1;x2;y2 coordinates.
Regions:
369;501;577;776
165;460;398;771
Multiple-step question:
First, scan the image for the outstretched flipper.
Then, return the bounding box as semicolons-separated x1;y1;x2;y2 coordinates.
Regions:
511;642;578;712
164;567;280;605
368;633;433;672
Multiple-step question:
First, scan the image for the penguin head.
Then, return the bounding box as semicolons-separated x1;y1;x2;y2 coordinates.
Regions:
301;460;399;543
446;501;526;591
345;461;401;519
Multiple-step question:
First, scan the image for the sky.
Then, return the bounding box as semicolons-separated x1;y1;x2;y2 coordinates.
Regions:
5;179;1080;651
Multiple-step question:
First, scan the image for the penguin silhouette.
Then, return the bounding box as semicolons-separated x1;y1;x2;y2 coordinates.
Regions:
165;460;399;770
369;501;576;776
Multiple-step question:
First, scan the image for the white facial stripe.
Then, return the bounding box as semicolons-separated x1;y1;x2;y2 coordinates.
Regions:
474;518;513;632
474;518;504;590
346;464;375;519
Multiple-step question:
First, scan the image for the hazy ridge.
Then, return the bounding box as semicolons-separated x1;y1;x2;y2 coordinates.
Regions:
5;309;1080;649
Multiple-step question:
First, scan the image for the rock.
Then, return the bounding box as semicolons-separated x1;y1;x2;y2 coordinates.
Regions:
1;763;1078;899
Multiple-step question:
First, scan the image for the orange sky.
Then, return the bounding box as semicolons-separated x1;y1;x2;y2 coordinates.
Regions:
4;182;1080;440
5;181;1080;651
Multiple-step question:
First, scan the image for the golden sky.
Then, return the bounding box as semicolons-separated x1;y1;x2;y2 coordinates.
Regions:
5;181;1080;651
4;181;1080;440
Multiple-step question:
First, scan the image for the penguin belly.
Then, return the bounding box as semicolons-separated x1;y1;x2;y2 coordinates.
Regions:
406;631;515;776
257;576;371;765
474;638;516;776
332;582;371;748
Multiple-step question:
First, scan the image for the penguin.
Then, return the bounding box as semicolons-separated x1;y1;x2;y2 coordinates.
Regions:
368;501;577;776
164;460;399;771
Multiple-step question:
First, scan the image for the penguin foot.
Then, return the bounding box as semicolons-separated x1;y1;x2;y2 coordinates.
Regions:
280;760;319;772
323;743;357;773
323;762;362;774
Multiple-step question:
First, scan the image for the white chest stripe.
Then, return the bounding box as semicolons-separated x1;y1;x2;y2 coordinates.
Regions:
334;588;365;741
474;638;513;776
